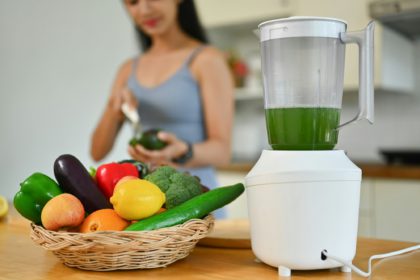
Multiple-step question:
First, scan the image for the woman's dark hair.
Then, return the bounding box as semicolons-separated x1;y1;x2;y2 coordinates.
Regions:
135;0;208;51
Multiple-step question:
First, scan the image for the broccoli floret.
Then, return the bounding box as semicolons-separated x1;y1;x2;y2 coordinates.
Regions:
165;172;202;208
145;166;203;209
144;166;177;192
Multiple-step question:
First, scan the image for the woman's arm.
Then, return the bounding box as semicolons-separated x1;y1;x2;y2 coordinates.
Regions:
90;60;135;162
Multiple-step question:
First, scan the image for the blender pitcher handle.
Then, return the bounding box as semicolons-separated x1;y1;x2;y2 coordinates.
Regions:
338;21;375;129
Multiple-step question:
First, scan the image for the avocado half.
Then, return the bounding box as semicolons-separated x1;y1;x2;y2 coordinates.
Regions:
129;129;167;150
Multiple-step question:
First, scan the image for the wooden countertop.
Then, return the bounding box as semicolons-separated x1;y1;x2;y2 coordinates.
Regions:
218;162;420;180
1;211;420;279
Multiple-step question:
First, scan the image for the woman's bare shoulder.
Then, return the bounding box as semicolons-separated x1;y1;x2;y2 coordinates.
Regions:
106;56;138;91
196;46;226;63
118;58;135;76
112;57;137;85
192;45;228;76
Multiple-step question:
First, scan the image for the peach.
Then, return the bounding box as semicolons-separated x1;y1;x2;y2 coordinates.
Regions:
41;193;85;231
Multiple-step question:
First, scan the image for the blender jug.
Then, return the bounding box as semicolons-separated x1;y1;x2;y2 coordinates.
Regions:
259;17;374;150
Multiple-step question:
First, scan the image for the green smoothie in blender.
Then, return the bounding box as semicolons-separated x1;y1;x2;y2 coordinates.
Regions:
265;107;341;150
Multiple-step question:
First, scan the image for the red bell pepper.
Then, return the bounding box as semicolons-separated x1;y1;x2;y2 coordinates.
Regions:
95;162;139;198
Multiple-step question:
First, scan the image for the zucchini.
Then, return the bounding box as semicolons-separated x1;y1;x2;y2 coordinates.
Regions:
124;183;244;231
54;154;112;213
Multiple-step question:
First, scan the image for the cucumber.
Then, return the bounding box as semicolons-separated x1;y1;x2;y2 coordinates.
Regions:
124;183;244;231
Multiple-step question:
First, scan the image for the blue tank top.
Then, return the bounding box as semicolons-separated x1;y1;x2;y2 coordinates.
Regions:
126;46;220;190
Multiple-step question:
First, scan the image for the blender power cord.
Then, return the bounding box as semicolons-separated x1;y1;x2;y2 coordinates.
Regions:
321;244;420;277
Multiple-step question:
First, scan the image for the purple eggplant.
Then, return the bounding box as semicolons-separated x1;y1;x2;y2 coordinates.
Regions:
54;154;112;213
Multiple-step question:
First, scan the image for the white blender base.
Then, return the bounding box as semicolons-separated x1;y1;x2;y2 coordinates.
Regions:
341;265;352;273
278;266;291;277
276;265;353;276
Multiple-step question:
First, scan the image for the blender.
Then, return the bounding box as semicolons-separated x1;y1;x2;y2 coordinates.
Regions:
246;17;374;276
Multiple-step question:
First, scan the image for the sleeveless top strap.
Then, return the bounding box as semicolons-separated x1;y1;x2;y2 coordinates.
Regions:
130;45;206;80
185;45;207;66
131;56;140;73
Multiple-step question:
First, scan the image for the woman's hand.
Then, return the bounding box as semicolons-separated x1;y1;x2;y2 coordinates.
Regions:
109;87;138;121
128;131;189;167
91;87;138;162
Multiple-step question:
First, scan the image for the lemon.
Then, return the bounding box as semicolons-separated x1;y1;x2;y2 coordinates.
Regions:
0;195;9;219
110;179;165;220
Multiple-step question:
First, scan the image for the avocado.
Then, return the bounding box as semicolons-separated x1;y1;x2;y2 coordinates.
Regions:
129;129;167;150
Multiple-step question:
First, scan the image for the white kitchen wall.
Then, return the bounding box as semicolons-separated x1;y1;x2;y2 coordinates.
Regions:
417;41;420;91
0;1;138;201
337;90;420;162
232;100;268;161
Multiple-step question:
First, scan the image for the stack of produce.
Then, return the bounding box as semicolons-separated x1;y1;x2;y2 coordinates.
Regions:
14;154;244;233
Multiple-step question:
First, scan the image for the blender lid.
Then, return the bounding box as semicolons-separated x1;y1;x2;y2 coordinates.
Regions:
259;16;348;28
245;150;361;187
258;16;347;42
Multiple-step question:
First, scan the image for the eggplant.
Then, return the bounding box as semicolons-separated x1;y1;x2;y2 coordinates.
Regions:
54;154;112;213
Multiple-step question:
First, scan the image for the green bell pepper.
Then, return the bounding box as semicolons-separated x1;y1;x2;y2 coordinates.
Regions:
14;172;63;224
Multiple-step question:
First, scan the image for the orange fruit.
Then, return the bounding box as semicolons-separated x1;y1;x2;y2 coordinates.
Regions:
79;209;130;233
156;207;166;214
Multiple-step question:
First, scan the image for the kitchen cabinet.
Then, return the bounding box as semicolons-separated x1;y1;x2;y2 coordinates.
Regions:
358;179;376;237
373;25;416;94
195;0;294;28
372;179;420;242
357;178;420;242
197;0;417;94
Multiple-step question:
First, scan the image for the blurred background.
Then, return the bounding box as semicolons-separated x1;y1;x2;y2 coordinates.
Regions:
1;0;419;242
0;1;138;200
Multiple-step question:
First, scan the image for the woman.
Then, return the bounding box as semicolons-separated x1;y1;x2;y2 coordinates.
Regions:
90;0;234;216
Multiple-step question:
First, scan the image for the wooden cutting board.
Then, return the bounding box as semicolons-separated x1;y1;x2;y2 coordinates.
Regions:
198;219;251;249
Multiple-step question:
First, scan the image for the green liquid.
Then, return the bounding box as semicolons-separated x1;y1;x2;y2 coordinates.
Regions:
265;107;341;150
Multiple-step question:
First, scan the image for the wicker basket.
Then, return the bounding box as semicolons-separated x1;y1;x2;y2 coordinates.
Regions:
30;215;214;271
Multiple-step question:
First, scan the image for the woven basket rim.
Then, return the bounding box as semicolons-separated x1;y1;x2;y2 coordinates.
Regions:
30;214;214;236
